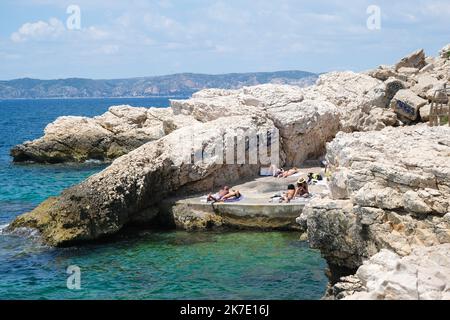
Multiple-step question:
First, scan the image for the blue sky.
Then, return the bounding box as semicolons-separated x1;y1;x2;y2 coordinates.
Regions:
0;0;449;80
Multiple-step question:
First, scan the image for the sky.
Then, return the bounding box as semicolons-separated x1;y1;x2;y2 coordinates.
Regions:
0;0;449;80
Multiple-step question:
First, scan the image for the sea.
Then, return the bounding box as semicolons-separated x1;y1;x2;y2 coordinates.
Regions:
0;98;328;300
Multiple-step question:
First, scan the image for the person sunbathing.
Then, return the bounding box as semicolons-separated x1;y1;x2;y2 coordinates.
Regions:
207;186;230;202
219;189;242;202
295;178;310;198
207;186;241;203
278;167;300;178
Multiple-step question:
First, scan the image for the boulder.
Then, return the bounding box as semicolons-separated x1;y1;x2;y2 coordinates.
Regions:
347;107;398;132
172;83;341;166
10;116;113;163
334;244;450;300
301;72;393;132
303;125;450;269
410;74;443;99
368;66;397;81
439;44;450;59
10;106;198;163
390;89;427;121
398;67;419;76
395;49;426;71
419;63;435;74
9;115;277;246
384;78;406;104
419;104;431;122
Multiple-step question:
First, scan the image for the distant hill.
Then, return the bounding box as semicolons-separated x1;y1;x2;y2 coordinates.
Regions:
0;71;318;99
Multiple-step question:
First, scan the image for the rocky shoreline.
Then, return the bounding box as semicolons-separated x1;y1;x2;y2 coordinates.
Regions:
11;106;198;163
8;44;450;299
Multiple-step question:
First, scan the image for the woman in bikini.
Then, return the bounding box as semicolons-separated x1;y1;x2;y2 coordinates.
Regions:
295;178;310;198
207;186;241;203
278;167;300;178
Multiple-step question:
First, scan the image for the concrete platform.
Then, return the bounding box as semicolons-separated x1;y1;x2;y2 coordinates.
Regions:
168;166;330;230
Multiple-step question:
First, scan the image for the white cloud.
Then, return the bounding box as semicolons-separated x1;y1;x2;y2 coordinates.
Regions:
3;0;449;79
84;26;110;40
423;0;450;17
0;51;21;60
99;44;119;55
11;18;65;42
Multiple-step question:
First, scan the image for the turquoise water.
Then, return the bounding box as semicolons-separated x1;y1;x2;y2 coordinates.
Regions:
0;231;327;300
0;98;328;300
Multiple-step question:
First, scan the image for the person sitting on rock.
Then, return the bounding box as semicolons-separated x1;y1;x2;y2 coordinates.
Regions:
281;184;296;203
295;178;310;198
278;167;300;178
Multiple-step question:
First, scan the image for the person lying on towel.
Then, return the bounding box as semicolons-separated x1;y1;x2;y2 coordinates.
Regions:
207;186;242;203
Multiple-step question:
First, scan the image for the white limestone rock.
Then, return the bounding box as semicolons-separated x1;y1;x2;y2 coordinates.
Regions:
367;66;398;81
339;244;450;300
439;44;450;59
390;89;428;121
172;83;341;166
10;115;277;246
410;74;443;99
11;106;198;163
395;49;427;71
305;125;450;269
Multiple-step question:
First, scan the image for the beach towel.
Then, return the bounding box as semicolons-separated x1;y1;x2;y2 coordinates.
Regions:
222;195;244;203
202;195;244;203
269;197;282;203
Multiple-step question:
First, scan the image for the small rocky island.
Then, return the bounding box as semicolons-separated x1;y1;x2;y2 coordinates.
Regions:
9;44;450;300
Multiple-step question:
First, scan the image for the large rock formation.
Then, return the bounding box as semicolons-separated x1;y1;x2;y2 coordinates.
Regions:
11;71;398;165
172;83;341;166
9;115;276;246
9;71;397;245
11;106;198;163
8;43;450;288
172;72;400;165
329;244;450;300
301;125;450;270
367;44;450;124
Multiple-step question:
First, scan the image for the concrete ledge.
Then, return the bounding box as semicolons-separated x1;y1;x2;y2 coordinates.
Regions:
164;169;329;231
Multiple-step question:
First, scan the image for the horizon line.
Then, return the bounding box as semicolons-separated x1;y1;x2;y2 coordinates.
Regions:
0;69;324;82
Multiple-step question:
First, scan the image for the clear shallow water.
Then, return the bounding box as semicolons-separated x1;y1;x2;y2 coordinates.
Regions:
0;98;328;300
1;231;327;300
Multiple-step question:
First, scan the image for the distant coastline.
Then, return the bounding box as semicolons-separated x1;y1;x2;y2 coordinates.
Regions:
0;95;190;101
0;71;318;99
